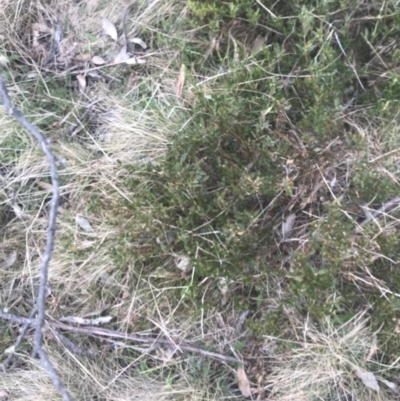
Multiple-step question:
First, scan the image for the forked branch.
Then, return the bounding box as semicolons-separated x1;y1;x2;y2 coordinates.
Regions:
0;72;72;401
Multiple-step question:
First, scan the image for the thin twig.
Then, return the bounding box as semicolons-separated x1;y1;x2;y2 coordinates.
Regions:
0;312;248;366
1;307;37;371
357;196;400;231
121;5;131;51
44;20;62;65
49;329;98;358
0;72;72;401
0;74;59;349
334;31;365;91
50;321;249;365
36;348;72;401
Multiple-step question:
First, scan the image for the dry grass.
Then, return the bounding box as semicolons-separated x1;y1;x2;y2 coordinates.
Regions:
264;312;399;401
0;0;215;399
1;349;213;400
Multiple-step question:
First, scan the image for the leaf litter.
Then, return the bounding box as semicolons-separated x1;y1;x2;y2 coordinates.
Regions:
1;251;17;268
281;213;296;238
237;367;252;397
76;215;93;231
101;17;118;41
91;55;106;65
130;38;147;49
354;368;380;392
76;74;86;92
113;45;129;64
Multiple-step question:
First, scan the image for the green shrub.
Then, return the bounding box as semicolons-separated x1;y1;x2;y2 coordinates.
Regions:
111;0;400;350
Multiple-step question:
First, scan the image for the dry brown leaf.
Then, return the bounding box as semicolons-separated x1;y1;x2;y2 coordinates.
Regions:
282;213;296;238
114;45;129;64
91;55;106;65
237;367;252;397
36;180;53;191
354;368;379;392
101;17;118;41
175;255;191;273
251;35;266;55
380;378;398;392
76;215;93;231
75;53;91;62
130;37;147;49
76;74;86;92
2;251;17;268
175;64;186;97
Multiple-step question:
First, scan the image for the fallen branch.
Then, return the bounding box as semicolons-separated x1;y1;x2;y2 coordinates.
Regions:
51;321;249;365
0;72;72;401
0;311;248;366
0;311;33;326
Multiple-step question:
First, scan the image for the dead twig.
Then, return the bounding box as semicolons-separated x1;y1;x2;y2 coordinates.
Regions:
333;31;365;91
1;308;37;371
358;196;400;231
49;329;98;358
44;20;62;66
0;72;72;401
0;311;248;366
0;311;33;326
50;321;249;365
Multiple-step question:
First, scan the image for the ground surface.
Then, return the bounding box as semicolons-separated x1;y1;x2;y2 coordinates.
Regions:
1;0;400;400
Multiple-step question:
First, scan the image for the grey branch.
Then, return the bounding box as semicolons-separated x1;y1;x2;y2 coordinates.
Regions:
0;311;34;326
50;321;248;365
0;311;248;366
0;72;72;401
1;308;37;370
37;348;72;400
44;20;62;65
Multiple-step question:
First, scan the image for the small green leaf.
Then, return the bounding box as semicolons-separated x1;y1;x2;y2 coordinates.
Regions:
86;33;97;42
7;54;20;61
